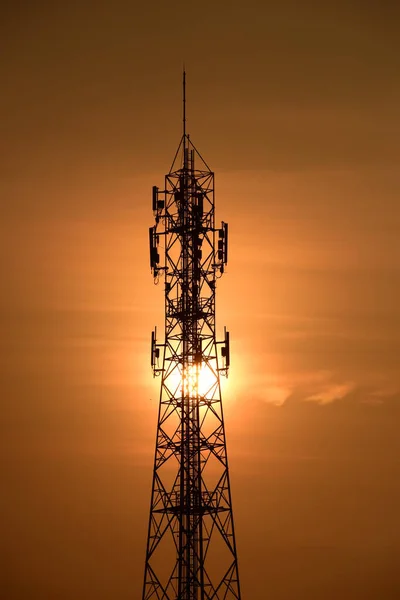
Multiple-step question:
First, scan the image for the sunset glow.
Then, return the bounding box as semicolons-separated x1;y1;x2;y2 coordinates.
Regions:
3;2;400;599
166;361;219;399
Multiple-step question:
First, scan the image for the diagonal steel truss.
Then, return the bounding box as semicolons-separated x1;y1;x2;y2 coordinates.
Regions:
142;128;241;599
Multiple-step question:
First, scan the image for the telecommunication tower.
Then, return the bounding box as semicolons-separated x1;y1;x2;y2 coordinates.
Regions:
142;72;241;600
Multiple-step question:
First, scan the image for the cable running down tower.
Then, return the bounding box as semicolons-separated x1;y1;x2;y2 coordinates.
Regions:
143;72;241;600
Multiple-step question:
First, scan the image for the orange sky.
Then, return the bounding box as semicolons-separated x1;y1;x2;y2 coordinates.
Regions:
1;2;400;598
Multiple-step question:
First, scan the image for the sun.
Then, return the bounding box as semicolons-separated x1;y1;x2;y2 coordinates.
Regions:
166;361;219;400
183;362;218;398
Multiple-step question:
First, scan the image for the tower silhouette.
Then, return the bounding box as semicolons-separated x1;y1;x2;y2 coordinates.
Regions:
143;72;241;600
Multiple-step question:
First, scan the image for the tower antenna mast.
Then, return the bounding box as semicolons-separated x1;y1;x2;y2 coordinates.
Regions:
143;74;241;600
183;68;186;139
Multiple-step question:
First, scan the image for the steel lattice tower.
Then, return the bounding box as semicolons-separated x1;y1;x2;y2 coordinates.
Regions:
142;73;241;600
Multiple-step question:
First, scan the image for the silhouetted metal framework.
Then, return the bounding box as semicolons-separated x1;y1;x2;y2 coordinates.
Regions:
143;73;241;600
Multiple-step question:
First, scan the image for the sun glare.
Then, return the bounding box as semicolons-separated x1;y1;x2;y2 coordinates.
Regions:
167;361;219;399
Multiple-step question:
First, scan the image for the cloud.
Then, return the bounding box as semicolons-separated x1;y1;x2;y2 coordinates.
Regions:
246;369;358;407
305;381;355;405
263;384;292;406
